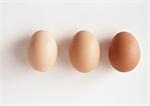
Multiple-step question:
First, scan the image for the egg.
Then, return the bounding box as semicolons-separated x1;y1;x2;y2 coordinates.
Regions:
28;30;57;71
69;30;100;73
109;31;140;72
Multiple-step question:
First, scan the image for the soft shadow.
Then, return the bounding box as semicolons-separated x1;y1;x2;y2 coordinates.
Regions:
14;36;30;67
1;34;31;77
99;38;112;71
96;33;114;76
56;35;72;73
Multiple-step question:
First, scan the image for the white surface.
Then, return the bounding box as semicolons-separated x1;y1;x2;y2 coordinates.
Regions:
0;1;148;105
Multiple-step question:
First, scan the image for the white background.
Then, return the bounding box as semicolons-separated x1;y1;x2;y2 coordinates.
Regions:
0;0;149;105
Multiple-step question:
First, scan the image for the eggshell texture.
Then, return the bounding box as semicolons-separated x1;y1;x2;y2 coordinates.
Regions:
69;30;100;73
109;31;140;72
28;30;57;71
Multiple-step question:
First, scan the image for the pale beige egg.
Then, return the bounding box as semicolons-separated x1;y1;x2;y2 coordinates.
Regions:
69;30;100;73
28;30;57;71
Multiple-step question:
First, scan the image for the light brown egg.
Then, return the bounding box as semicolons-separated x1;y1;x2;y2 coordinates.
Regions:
109;31;140;72
28;30;57;71
69;30;100;73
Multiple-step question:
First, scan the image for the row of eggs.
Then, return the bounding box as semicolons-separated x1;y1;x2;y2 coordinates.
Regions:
28;30;140;73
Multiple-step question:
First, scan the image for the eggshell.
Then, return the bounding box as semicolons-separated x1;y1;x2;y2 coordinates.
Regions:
28;30;57;71
69;30;100;73
109;31;140;72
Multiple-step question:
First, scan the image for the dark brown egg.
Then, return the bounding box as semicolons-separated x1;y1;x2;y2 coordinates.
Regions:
109;31;140;72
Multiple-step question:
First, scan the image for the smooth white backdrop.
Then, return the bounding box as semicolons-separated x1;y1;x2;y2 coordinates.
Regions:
0;1;148;105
